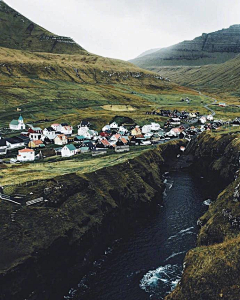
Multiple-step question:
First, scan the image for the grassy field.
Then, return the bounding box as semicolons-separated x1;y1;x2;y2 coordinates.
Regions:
0;146;153;188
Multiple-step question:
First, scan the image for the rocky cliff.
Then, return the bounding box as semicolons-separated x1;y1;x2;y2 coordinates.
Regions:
130;25;240;68
166;131;240;300
0;140;184;300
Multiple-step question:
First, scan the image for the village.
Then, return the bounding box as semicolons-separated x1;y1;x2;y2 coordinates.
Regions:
0;104;236;165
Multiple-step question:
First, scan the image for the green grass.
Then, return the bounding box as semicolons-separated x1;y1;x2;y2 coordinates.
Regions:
0;145;153;187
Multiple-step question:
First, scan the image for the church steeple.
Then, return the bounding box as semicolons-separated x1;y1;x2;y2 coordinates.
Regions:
18;115;23;124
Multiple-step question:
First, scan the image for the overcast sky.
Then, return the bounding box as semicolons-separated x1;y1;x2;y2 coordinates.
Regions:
4;0;240;60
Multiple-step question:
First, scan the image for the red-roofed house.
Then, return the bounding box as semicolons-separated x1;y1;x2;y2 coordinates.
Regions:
17;148;35;162
131;127;142;136
97;138;111;148
51;124;62;132
110;133;121;142
28;140;45;148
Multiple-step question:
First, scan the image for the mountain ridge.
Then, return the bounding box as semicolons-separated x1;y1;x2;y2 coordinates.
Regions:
130;25;240;68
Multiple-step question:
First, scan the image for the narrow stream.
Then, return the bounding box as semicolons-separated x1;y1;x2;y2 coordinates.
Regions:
65;170;209;300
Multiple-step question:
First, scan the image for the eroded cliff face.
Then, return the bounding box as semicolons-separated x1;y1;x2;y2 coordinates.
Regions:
130;25;240;67
166;132;240;300
0;140;184;300
174;25;240;53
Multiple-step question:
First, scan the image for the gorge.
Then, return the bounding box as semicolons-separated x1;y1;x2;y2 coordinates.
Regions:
1;131;240;300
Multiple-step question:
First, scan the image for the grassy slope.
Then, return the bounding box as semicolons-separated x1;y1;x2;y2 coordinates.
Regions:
149;55;240;104
0;146;152;188
0;47;212;131
0;0;86;54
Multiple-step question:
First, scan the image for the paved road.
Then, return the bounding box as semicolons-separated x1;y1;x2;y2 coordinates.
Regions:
198;90;217;116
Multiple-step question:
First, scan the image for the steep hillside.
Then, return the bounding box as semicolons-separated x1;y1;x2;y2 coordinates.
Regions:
0;0;86;54
130;25;240;68
167;132;240;300
150;55;240;103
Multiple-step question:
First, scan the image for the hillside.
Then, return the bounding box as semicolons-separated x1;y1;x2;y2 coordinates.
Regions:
0;2;211;131
130;25;240;68
0;0;86;54
0;46;206;131
150;55;240;103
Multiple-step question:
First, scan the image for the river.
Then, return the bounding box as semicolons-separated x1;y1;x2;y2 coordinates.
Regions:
65;170;209;300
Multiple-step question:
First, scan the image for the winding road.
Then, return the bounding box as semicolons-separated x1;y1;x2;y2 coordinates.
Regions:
197;90;218;116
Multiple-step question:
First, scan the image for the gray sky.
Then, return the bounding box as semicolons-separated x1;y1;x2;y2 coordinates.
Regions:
5;0;240;60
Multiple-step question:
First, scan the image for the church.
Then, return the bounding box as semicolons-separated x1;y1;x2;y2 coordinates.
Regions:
9;115;26;130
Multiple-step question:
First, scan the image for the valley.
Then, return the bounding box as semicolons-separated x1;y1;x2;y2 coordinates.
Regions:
1;0;240;299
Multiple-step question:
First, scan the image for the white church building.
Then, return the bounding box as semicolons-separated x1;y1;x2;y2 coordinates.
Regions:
9;115;26;130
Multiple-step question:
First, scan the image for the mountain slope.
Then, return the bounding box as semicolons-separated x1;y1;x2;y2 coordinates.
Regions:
0;2;209;130
0;46;202;130
150;55;240;102
130;25;240;68
0;0;86;54
136;48;161;58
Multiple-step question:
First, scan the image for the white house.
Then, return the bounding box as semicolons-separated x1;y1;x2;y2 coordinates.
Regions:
60;125;73;135
142;125;152;134
207;115;214;121
29;132;43;141
110;133;121;143
189;113;197;118
6;137;25;149
166;128;182;137
9;115;26;130
54;134;68;146
78;126;90;136
150;122;161;131
28;125;43;141
199;116;207;124
109;122;119;129
43;127;56;140
118;126;128;135
102;124;111;132
17;148;35;162
51;123;62;132
61;144;77;157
